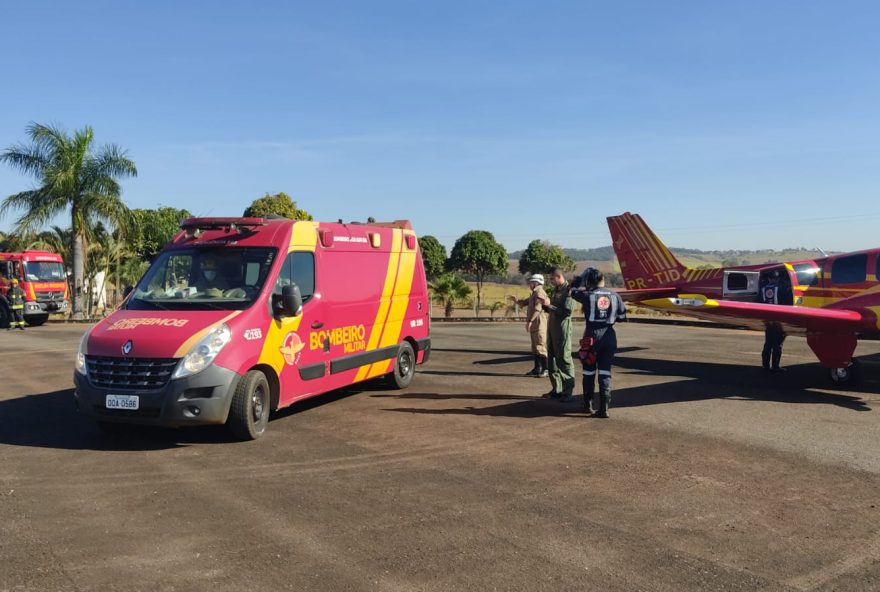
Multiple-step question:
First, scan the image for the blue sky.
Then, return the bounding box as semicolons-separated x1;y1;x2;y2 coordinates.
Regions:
2;1;879;252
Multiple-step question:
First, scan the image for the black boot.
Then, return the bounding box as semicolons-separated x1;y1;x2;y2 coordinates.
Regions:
761;347;771;370
526;355;540;376
582;375;595;414
597;391;611;418
537;356;548;378
771;349;783;372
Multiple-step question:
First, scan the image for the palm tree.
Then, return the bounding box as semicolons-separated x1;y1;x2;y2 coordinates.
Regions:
28;226;71;260
0;123;136;318
0;230;33;252
429;273;473;318
487;301;506;318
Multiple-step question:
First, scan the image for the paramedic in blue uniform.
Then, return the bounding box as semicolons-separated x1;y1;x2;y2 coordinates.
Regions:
571;268;626;418
761;270;785;371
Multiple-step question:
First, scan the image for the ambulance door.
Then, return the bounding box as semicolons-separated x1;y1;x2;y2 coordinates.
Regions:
274;250;325;403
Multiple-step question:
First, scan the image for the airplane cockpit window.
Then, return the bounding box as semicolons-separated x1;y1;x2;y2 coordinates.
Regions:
831;254;867;285
792;263;820;287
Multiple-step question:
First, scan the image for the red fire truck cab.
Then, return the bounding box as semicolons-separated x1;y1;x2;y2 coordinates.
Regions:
0;250;70;327
73;217;431;440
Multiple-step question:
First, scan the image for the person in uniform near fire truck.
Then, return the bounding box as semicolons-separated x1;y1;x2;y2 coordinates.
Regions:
7;278;26;330
511;273;549;377
542;267;575;401
761;269;786;371
571;268;626;418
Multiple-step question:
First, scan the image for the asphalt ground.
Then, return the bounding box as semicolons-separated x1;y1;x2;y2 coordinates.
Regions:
1;322;880;591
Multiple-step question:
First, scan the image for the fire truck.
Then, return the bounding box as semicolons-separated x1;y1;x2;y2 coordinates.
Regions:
0;250;70;327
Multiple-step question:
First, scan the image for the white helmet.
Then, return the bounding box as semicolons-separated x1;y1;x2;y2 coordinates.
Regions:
527;273;545;285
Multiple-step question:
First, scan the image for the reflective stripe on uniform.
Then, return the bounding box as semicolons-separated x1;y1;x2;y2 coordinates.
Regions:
582;370;596;376
598;370;612;376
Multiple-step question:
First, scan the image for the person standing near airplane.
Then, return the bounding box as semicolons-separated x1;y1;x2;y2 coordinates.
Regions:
571;268;627;417
542;267;575;401
511;273;550;377
761;269;786;371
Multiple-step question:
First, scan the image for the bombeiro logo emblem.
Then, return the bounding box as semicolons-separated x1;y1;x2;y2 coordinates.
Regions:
122;340;133;356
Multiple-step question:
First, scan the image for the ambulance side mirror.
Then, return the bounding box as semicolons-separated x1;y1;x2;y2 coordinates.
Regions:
273;284;303;319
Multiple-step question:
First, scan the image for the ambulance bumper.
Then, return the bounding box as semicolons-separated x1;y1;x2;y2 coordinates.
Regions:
73;364;242;427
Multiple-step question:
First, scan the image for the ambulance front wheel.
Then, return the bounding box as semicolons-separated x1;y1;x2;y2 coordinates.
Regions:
389;342;416;390
228;370;270;440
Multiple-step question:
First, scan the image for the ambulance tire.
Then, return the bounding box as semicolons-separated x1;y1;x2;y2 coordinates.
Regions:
389;342;416;390
228;370;270;440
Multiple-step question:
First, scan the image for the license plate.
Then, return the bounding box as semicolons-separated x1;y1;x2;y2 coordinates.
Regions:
106;394;139;410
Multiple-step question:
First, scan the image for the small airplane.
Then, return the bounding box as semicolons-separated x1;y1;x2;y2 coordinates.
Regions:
607;212;880;386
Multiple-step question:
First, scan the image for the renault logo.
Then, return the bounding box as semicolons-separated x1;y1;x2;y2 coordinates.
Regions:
122;340;133;356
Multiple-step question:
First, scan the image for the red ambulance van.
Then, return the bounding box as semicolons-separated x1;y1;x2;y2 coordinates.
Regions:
73;217;431;439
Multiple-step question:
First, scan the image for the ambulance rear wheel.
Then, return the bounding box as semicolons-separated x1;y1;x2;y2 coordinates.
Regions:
389;342;416;390
228;370;270;440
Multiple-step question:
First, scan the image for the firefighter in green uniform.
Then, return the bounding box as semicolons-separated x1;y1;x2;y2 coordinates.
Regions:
542;267;575;401
8;278;26;330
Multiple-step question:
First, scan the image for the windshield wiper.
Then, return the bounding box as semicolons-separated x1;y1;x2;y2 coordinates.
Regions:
133;299;170;311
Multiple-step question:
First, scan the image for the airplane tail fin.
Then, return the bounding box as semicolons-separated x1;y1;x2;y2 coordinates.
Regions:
607;212;688;289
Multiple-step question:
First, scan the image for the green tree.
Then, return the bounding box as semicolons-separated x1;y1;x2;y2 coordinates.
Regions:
447;230;508;315
130;207;193;261
429;273;472;318
243;192;312;220
0;230;35;252
418;235;447;280
487;301;506;318
28;226;71;261
0;123;136;318
518;239;575;275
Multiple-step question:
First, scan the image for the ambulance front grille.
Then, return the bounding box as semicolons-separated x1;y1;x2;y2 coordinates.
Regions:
86;356;179;390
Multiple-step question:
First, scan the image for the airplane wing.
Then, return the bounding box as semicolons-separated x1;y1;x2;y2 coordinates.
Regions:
617;287;678;301
638;294;872;334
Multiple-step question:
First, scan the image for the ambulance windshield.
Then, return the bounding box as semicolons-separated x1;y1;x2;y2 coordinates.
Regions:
127;247;277;311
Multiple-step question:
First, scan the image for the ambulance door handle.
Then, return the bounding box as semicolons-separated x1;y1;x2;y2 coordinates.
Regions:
311;321;324;329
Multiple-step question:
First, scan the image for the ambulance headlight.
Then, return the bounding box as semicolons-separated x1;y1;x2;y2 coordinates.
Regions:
75;332;89;376
173;323;232;379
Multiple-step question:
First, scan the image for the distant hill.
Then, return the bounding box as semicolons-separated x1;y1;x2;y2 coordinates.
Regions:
508;246;615;262
508;245;829;270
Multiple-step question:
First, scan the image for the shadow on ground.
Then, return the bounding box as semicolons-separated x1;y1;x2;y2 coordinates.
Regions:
383;351;876;419
0;385;368;451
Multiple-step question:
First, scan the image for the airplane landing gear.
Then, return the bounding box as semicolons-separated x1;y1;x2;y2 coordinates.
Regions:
829;359;861;387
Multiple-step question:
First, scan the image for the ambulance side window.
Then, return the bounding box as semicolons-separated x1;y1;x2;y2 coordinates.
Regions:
275;252;315;303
